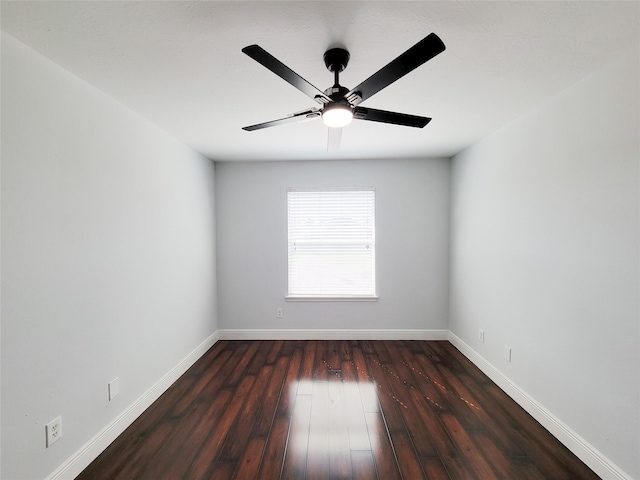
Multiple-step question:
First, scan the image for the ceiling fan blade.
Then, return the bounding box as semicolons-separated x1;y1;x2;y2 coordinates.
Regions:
353;107;431;128
327;127;342;152
242;45;332;105
345;33;445;106
242;109;321;131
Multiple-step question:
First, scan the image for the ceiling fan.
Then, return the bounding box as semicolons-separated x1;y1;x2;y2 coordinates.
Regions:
241;33;446;150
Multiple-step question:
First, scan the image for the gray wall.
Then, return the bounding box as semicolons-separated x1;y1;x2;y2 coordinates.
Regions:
1;33;218;479
216;158;450;333
449;48;639;479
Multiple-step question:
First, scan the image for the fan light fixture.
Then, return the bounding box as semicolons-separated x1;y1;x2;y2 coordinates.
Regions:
322;103;353;128
241;33;446;142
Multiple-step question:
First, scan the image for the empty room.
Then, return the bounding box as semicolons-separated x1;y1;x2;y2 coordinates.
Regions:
1;2;638;479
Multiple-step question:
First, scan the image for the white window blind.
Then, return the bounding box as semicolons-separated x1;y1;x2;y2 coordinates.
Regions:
287;188;376;299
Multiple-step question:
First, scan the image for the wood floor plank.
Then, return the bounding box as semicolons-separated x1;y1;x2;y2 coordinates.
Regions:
366;343;409;434
512;460;550;480
352;346;379;413
170;348;234;417
280;393;312;479
298;340;316;395
276;347;303;418
440;455;479;480
209;461;236;480
187;375;256;480
438;342;491;386
511;427;585;480
306;381;330;479
232;436;266;480
483;381;599;479
381;344;440;459
341;359;372;451
339;340;353;362
77;340;600;480
75;429;141;479
328;373;353;479
452;370;530;459
440;412;499;480
84;421;172;480
314;340;328;382
473;430;516;478
420;456;451;480
436;362;487;431
388;430;428;480
257;415;290;479
364;411;403;480
407;387;459;458
225;341;261;387
218;364;273;463
246;339;273;375
252;355;289;437
265;339;284;365
351;450;377;480
139;402;218;479
325;339;341;372
411;348;459;413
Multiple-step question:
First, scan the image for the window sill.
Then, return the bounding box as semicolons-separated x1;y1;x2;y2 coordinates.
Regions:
285;296;379;302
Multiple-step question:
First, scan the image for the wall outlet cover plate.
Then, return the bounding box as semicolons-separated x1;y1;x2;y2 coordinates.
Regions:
46;416;62;447
109;378;120;401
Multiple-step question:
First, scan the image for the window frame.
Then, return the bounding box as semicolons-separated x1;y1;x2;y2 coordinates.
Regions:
285;187;378;302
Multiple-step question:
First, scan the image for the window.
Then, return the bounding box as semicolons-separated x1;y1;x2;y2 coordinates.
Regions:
287;188;376;300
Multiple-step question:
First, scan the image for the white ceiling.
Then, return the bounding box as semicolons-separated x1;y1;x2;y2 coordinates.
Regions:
2;1;638;162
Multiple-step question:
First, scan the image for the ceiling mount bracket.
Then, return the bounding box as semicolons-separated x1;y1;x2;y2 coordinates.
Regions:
323;47;350;73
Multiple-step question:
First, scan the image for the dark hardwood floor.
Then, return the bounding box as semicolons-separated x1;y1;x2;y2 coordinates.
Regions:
77;340;599;479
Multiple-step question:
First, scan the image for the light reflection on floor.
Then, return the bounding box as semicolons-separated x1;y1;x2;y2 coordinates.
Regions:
286;377;380;472
283;351;483;477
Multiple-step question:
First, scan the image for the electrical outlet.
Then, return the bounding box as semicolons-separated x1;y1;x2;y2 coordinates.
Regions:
478;329;484;343
276;308;283;318
108;377;120;401
46;416;62;447
504;345;512;362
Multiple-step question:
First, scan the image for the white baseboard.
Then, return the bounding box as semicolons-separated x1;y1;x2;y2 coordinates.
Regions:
218;328;449;341
447;332;631;480
46;330;220;480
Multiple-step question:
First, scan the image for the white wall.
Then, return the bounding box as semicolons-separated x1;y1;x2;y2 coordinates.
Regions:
450;48;639;479
216;158;450;334
1;33;218;480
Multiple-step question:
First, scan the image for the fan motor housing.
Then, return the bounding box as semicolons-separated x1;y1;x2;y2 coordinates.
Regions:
324;85;350;102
